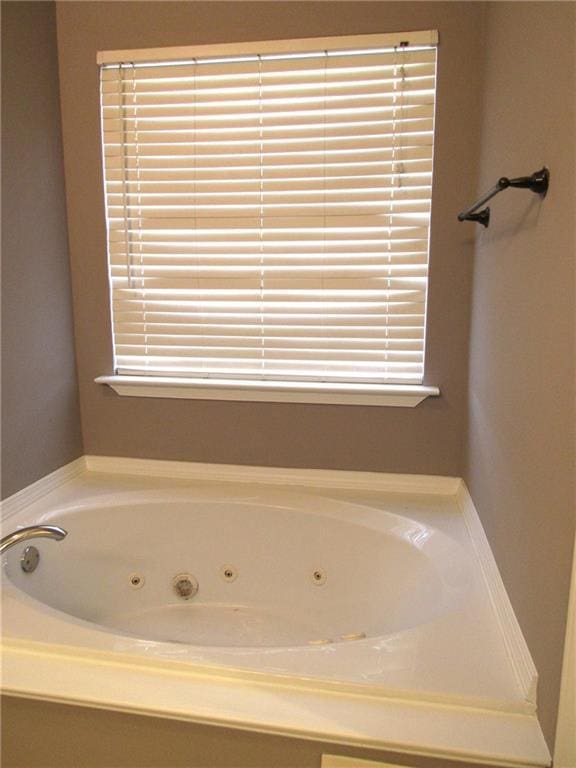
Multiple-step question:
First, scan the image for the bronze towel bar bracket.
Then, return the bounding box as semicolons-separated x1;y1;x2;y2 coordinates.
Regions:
458;167;549;227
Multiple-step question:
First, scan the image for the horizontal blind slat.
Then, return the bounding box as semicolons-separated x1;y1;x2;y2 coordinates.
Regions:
102;107;434;136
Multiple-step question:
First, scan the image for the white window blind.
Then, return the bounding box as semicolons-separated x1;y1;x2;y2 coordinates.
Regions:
99;31;437;385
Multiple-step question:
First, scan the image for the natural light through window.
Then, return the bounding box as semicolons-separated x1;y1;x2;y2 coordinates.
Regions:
97;31;439;405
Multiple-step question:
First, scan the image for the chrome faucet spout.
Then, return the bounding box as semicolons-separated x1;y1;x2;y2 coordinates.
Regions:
0;525;67;555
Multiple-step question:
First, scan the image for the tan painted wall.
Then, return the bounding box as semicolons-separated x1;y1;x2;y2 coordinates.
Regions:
465;2;576;749
0;696;506;768
1;0;83;498
55;1;486;475
6;0;574;762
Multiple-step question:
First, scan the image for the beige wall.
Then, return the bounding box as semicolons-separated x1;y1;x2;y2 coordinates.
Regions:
465;2;576;749
1;1;83;498
55;1;486;475
0;696;506;768
5;0;575;761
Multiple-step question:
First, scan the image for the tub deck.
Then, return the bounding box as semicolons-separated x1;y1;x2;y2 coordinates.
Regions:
0;457;551;767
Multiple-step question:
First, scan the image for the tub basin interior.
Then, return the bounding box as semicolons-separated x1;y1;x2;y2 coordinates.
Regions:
4;492;468;648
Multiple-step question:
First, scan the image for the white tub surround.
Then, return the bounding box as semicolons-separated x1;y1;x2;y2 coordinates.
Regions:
1;459;550;767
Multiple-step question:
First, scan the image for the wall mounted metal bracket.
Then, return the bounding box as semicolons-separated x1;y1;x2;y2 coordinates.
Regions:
458;167;549;227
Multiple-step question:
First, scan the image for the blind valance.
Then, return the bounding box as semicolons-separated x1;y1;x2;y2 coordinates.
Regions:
99;31;438;384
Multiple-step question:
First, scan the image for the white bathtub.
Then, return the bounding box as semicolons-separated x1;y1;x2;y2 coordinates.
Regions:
3;489;468;650
0;459;550;766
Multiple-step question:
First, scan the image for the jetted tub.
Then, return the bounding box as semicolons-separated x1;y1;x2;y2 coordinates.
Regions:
3;489;468;651
0;465;550;766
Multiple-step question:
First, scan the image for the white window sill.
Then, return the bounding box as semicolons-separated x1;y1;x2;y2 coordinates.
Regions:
95;375;440;408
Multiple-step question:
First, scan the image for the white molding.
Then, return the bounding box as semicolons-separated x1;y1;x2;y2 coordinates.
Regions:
84;455;460;496
456;483;538;710
554;530;576;767
0;458;87;523
95;376;440;408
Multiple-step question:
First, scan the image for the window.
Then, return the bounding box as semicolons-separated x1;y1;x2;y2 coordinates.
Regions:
98;31;439;405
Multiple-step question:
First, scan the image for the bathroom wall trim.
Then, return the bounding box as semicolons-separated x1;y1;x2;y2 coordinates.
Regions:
0;457;87;522
553;529;576;767
84;455;460;495
456;484;539;710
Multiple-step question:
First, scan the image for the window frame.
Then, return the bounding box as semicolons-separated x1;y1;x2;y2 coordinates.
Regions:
96;31;440;407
